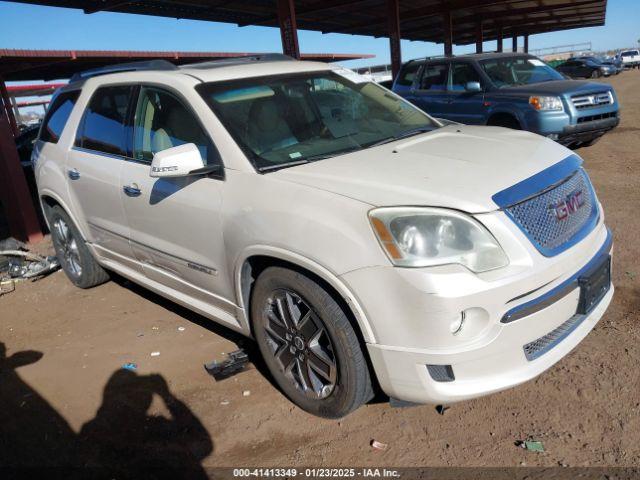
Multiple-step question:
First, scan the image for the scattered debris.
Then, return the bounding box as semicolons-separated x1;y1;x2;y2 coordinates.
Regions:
150;351;160;357
1;243;60;283
626;271;636;280
177;326;185;331
370;440;388;451
0;279;15;297
435;405;450;415
242;390;251;397
137;333;144;337
220;400;230;406
204;349;250;381
122;362;138;371
516;440;545;452
152;326;159;330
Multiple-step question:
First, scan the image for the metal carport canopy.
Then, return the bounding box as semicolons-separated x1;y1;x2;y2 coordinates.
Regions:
4;0;607;44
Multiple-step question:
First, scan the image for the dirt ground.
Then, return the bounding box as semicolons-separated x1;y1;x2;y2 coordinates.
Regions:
2;70;640;472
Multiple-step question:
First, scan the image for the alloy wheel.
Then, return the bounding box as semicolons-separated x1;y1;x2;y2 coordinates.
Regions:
53;218;82;277
263;289;337;399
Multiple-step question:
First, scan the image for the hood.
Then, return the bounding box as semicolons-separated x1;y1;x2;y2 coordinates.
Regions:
500;80;611;96
273;125;572;214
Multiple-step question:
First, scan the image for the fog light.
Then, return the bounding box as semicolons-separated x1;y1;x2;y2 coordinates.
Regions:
449;311;466;335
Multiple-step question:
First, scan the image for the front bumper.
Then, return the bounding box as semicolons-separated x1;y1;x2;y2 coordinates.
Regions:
558;115;620;146
343;223;613;404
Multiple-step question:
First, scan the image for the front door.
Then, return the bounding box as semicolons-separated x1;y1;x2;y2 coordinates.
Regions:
66;85;137;267
410;62;450;118
443;62;485;124
118;86;235;322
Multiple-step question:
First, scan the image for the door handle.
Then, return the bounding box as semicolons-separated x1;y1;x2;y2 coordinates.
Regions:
67;168;80;180
123;183;142;197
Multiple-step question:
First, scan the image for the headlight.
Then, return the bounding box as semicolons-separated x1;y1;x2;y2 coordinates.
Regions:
529;95;564;111
369;207;509;272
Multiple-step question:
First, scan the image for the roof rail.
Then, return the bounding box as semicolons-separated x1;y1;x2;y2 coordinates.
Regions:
182;53;294;70
69;59;178;83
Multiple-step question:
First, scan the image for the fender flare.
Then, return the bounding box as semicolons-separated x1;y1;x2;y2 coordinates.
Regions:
233;245;377;344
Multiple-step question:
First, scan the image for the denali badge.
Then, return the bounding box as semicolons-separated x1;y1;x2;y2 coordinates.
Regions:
550;190;585;221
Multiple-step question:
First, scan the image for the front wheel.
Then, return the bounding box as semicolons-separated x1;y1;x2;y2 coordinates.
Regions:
591;69;601;78
251;267;373;418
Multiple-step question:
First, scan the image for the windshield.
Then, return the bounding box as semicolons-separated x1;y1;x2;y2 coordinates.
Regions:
480;56;564;87
197;71;438;171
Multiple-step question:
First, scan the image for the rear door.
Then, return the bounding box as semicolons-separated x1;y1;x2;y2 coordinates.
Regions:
443;61;485;124
66;84;137;268
118;85;236;322
410;62;450;118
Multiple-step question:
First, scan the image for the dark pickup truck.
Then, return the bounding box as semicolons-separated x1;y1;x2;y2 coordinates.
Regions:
393;52;620;148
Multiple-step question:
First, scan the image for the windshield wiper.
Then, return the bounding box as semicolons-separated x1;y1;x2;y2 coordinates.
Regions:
366;126;433;149
257;159;310;172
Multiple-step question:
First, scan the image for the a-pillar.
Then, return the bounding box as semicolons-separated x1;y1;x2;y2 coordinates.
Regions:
277;0;300;59
387;0;402;81
0;77;43;243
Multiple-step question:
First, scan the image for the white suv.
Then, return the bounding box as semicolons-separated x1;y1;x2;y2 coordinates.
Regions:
34;55;613;418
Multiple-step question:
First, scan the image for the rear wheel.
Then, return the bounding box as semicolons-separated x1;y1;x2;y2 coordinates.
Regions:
591;69;602;78
251;267;373;418
48;205;110;288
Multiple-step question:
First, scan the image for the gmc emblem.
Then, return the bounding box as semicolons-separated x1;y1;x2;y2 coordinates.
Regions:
550;190;585;221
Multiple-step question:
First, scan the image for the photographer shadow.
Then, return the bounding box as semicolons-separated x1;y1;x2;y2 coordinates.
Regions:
0;342;213;477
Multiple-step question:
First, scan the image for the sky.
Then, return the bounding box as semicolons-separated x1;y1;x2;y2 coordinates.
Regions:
0;0;638;113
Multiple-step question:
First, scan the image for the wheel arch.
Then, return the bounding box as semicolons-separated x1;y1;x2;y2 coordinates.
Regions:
234;246;376;344
486;110;523;129
39;190;88;240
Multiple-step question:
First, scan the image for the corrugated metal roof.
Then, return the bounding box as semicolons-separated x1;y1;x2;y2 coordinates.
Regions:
3;0;608;45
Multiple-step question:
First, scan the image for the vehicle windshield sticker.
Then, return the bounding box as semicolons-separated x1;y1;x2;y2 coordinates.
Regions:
331;66;369;84
528;59;546;67
213;86;274;103
289;152;302;159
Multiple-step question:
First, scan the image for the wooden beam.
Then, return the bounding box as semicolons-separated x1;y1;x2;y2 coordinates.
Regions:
512;35;518;52
277;0;300;59
496;26;503;52
524;34;529;53
0;77;18;137
387;0;401;81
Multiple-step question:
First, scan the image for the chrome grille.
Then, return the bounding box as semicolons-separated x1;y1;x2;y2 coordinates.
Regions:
505;169;597;256
523;314;585;361
571;91;613;110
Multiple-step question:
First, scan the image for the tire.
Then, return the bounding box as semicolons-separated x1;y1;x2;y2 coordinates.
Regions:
251;267;373;418
48;205;110;288
579;137;602;148
591;70;601;79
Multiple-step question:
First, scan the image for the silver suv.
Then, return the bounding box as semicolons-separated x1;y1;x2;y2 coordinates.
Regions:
34;56;613;418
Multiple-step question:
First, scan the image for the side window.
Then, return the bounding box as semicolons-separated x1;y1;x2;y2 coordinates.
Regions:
77;85;133;156
450;63;482;91
40;90;80;144
419;63;448;91
396;62;421;87
133;87;218;166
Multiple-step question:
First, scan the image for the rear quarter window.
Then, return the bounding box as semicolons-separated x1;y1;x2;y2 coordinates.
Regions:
39;90;80;144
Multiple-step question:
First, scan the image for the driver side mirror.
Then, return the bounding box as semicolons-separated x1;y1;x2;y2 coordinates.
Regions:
150;143;205;178
465;81;482;92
